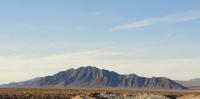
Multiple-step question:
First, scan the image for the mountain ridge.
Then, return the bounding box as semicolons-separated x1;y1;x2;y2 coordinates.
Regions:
0;66;187;89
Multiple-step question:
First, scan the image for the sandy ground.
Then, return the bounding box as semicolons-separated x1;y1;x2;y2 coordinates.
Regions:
71;93;200;99
0;88;199;99
178;94;200;99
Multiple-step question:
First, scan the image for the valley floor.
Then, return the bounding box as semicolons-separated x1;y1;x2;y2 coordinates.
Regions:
0;88;199;99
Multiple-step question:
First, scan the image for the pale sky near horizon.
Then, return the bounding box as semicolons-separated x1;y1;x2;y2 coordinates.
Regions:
0;0;200;84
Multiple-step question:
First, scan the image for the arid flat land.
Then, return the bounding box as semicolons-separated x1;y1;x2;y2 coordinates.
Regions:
0;88;199;99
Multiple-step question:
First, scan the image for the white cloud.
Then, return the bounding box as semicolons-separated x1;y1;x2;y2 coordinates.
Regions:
111;11;200;31
112;19;157;31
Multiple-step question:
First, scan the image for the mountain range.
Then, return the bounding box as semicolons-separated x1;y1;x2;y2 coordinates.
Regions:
177;78;200;90
0;66;187;89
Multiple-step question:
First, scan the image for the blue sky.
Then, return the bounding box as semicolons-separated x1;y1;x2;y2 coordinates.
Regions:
0;0;200;84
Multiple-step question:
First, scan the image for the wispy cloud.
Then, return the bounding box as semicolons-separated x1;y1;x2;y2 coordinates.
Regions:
111;11;200;31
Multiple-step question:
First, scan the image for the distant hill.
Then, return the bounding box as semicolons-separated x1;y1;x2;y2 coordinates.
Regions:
177;78;200;90
0;66;187;89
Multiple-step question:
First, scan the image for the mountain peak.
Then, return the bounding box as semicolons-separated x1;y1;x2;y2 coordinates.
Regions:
78;66;100;71
0;66;188;89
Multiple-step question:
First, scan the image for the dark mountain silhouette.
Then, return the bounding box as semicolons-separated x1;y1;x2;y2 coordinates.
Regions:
0;66;187;89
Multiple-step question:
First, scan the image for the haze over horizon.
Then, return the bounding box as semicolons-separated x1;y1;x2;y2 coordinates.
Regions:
0;0;200;84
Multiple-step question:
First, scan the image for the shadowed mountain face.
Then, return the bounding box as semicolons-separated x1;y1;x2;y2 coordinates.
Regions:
0;66;187;89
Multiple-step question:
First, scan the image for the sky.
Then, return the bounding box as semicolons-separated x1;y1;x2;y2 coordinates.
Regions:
0;0;200;84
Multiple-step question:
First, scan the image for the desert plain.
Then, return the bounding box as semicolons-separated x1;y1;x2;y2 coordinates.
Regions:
0;88;199;99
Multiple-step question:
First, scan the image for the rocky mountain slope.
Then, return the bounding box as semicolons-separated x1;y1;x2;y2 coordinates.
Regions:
0;66;187;89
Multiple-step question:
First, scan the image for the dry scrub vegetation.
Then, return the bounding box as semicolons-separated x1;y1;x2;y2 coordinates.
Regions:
0;88;199;99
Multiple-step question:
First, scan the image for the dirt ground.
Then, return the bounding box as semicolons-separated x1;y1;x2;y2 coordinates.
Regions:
0;88;199;99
